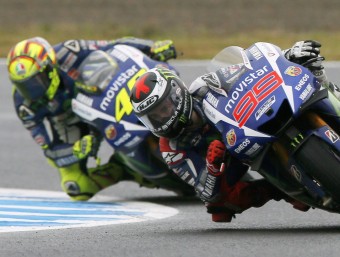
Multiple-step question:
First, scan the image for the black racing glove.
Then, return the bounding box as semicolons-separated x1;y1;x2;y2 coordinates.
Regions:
150;40;177;61
284;40;325;71
285;40;321;65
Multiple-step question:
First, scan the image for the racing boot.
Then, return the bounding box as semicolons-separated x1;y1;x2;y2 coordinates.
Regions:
284;198;311;212
58;161;126;201
58;156;157;201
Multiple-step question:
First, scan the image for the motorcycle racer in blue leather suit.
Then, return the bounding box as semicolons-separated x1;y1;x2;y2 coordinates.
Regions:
7;36;193;201
130;40;327;222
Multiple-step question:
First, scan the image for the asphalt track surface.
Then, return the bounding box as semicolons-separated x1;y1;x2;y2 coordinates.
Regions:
1;59;340;257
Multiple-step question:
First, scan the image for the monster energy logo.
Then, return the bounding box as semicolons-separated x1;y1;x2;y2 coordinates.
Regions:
158;68;177;80
290;133;304;148
179;115;187;123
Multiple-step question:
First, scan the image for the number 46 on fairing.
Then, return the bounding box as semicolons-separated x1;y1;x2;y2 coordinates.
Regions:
114;69;147;122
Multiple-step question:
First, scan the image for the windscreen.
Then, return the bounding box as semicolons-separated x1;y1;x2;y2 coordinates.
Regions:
207;46;245;72
76;50;118;92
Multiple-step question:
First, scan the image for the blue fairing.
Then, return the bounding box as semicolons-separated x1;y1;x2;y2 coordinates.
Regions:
203;42;326;160
72;45;178;153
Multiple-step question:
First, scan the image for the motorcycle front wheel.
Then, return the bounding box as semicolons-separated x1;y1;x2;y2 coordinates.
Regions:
295;135;340;202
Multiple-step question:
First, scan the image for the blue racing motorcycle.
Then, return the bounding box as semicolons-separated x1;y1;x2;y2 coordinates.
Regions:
71;44;195;196
204;42;340;212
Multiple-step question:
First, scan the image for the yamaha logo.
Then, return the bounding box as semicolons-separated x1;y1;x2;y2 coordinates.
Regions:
290;165;302;182
136;95;159;112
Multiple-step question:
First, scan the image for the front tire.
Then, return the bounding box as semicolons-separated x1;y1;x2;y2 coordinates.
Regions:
295;135;340;201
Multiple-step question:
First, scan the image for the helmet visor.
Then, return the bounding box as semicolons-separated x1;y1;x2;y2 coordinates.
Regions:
14;66;54;102
138;80;185;135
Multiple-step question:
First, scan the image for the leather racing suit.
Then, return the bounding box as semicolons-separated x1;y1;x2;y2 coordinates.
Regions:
13;37;185;200
159;64;288;220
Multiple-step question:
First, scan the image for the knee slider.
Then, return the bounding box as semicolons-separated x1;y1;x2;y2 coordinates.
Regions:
63;181;94;201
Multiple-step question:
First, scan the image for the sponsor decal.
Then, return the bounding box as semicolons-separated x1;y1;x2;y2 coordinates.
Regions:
15;63;26;75
325;129;339;143
72;101;92;118
206;92;219;108
228;69;283;128
61;52;78;73
259;43;277;57
226;129;237;146
109;48;129;62
295;74;309;91
162;152;184;166
124;136;143;148
244;143;261;156
285;66;302;77
201;173;217;199
113;132;132;146
34;134;46;146
100;65;138;111
203;101;217;120
136;95;158;112
173;167;195;186
105;124;117;140
75;80;99;94
290;165;302;182
220;65;240;78
241;50;252;69
299;84;313;101
63;40;80;52
190;134;202;146
76;93;93;106
18;105;35;120
225;66;269;114
255;95;276;120
249;46;263;60
234;138;251;154
155;63;170;69
67;68;80;80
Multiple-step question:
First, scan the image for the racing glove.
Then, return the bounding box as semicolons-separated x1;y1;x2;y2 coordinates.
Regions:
150;40;177;61
206;140;227;176
73;135;99;160
284;40;321;65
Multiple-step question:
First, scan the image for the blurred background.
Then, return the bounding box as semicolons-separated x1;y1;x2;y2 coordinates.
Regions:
1;0;340;59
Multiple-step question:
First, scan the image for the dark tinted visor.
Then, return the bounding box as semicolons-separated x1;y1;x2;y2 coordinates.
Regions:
138;80;184;134
14;67;51;101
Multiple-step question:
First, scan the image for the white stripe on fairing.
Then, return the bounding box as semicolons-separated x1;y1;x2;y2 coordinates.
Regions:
255;42;295;112
203;99;271;138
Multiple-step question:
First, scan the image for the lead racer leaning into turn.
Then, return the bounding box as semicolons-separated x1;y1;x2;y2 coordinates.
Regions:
130;40;340;222
6;36;195;201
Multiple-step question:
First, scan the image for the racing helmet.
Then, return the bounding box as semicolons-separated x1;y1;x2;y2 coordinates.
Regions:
130;67;193;138
7;37;60;102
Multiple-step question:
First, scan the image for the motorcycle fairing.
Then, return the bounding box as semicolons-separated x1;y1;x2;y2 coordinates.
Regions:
203;42;321;161
72;45;176;153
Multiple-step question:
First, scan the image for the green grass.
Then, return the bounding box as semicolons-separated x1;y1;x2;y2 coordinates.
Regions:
2;24;340;61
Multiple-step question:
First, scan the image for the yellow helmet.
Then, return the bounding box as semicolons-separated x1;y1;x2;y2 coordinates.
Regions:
7;37;60;102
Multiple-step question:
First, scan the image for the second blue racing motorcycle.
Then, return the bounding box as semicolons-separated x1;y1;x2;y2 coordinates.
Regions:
71;44;195;196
